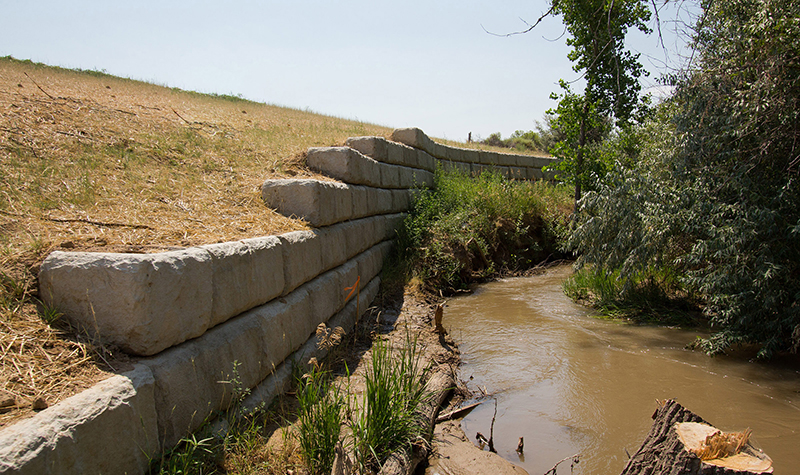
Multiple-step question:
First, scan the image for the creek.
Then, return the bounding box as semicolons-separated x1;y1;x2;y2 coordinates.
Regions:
447;265;800;474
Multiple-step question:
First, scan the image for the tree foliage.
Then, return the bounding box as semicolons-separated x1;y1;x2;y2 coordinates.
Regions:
571;0;800;358
545;0;651;203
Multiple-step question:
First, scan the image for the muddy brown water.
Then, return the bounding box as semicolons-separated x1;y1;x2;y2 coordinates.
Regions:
447;265;800;474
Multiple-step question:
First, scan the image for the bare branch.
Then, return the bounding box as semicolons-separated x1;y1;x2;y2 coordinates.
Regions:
481;4;557;37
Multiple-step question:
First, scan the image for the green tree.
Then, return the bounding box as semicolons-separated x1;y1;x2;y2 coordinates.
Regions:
570;0;800;358
544;0;651;205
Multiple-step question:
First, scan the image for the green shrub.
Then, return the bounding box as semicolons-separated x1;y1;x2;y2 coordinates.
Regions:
295;365;343;475
350;336;428;473
397;169;572;291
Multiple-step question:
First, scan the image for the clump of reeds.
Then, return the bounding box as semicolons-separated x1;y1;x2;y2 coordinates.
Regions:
349;334;429;473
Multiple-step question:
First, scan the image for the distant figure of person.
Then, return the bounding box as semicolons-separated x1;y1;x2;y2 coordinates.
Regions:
468;132;472;143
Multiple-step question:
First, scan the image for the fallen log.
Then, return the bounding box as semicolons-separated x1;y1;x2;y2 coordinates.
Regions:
620;399;773;475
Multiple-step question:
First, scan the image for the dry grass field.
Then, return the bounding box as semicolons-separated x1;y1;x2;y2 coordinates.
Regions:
0;56;398;426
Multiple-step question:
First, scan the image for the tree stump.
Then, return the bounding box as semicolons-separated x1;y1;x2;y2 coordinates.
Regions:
620;399;773;475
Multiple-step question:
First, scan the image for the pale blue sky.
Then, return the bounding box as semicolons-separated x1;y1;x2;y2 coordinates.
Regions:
0;1;693;141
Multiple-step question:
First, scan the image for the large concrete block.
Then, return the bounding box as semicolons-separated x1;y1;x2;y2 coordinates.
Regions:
203;236;284;327
479;150;499;165
301;269;345;330
350;185;370;219
413;169;435;188
496;152;517;167
386;142;405;166
417;150;437;172
380;164;401;189
463;148;480;163
402;145;420;168
241;275;381;413
345;136;388;161
307;147;381;187
376;188;394;212
391;127;427;149
391;189;411;212
384;213;407;239
261;179;349;227
342;219;375;257
397;165;415;189
0;364;159;475
337;260;361;302
39;249;213;356
317;224;348;272
279;231;323;295
143;309;274;449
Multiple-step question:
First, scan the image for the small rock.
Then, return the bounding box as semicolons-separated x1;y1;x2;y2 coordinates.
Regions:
32;397;48;411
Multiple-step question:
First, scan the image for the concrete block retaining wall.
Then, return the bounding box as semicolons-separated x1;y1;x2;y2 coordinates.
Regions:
3;128;550;474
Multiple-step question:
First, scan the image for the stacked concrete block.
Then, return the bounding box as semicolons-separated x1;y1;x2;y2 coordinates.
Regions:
0;365;159;475
308;146;432;190
39;249;215;356
202;236;284;327
241;275;381;413
262;180;397;227
141;239;390;449
279;231;324;295
307;147;381;187
261;179;352;227
389;127;560;181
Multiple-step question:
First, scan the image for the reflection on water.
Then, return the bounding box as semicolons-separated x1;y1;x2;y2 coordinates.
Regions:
448;266;800;474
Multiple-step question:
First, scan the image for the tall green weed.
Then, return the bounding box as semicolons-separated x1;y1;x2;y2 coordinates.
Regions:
397;169;572;290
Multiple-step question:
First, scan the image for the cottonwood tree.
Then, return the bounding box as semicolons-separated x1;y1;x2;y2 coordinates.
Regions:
516;0;652;206
571;0;800;357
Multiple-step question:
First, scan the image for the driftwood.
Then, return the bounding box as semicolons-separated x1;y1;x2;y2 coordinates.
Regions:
435;401;483;423
620;399;773;475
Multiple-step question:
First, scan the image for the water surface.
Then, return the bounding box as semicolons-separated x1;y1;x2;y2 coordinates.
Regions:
447;266;800;474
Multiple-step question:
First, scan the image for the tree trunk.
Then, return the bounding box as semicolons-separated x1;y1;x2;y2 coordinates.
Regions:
574;101;589;213
620;399;773;475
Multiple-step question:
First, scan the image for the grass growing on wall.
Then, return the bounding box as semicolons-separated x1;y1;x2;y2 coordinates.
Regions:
395;169;573;292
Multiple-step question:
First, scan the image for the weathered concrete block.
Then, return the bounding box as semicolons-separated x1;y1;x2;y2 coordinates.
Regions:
463;148;480;163
418;150;436;172
391;189;411;213
338;259;360;301
143;306;279;449
0;364;159;475
302;268;344;329
413;168;435;188
380;164;401;189
342;219;375;257
307;147;381;187
376;188;394;212
401;145;419;168
279;231;323;295
479;150;499;165
350;185;369;219
386;141;406;166
397;165;415;189
39;249;213;356
391;127;427;149
261;179;350;227
242;276;381;413
345;136;388;161
384;213;407;239
317;225;348;272
203;236;284;327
